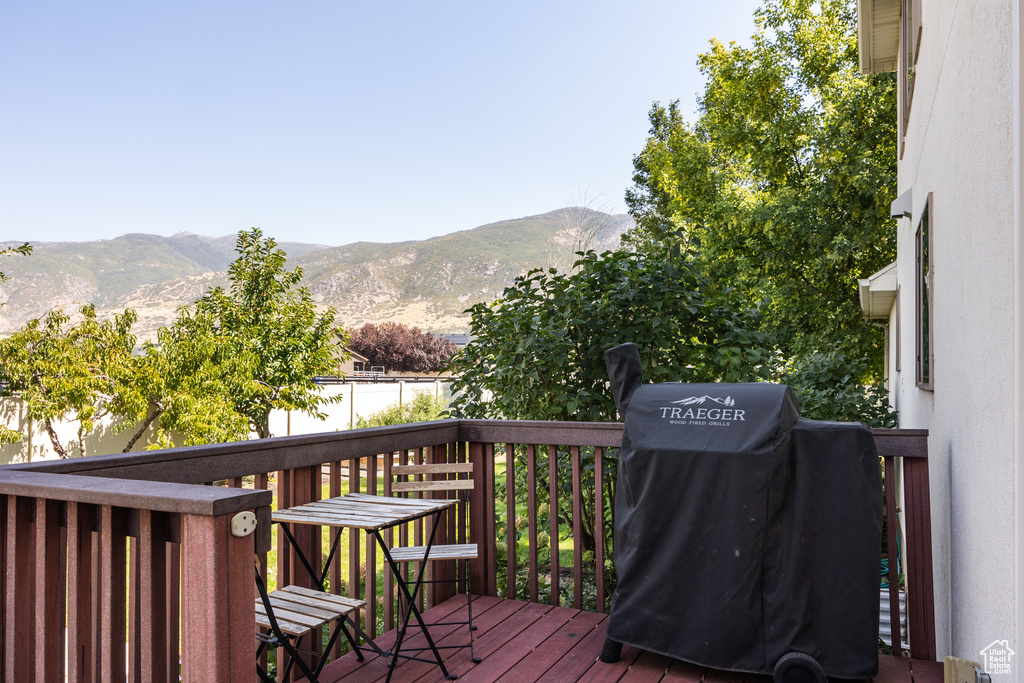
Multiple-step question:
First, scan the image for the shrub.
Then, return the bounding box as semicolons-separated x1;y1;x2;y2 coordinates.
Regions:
779;347;897;428
354;392;448;428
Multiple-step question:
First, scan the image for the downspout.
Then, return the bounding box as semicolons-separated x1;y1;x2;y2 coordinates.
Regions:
869;321;891;392
1014;0;1023;667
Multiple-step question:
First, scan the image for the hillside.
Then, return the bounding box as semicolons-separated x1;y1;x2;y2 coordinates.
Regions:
0;210;632;340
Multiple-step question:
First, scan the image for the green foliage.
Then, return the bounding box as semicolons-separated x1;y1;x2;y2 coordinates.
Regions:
449;241;772;555
0;305;137;456
448;241;772;423
624;0;897;373
182;228;347;439
0;242;31;445
113;229;347;448
778;347;897;427
354;392;448;429
0;229;347;454
0;242;31;287
118;307;251;450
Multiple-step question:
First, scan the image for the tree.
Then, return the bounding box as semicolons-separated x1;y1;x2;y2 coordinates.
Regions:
0;242;31;445
0;229;346;455
0;305;137;457
116;306;251;450
549;190;617;274
0;242;31;290
348;322;457;374
188;229;346;439
448;241;773;553
449;242;771;423
624;0;897;373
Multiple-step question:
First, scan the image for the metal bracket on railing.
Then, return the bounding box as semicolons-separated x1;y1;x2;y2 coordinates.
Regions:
231;511;257;537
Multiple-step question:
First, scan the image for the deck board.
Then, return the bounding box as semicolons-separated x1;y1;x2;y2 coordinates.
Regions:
909;658;944;682
457;605;577;683
661;659;707;682
494;609;606;683
312;596;933;683
532;613;613;683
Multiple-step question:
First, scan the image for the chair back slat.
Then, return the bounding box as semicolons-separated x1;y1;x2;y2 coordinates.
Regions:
393;462;474;494
393;480;475;493
393;463;474;476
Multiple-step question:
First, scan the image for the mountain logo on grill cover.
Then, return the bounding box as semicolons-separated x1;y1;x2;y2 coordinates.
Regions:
671;395;735;407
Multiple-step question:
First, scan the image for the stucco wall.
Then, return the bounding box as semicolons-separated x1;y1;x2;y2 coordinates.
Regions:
892;0;1017;667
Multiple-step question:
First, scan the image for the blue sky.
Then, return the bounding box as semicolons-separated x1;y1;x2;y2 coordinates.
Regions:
0;1;762;247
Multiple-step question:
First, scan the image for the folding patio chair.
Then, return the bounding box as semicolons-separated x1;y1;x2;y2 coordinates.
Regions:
254;560;371;682
388;461;480;663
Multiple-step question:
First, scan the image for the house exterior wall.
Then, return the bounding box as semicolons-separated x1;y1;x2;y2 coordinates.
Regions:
888;0;1018;667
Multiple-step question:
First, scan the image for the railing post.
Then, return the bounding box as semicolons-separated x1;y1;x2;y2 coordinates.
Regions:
137;509;169;679
5;495;34;681
468;441;497;597
180;512;255;683
66;501;95;683
34;498;63;683
98;505;127;680
903;455;937;660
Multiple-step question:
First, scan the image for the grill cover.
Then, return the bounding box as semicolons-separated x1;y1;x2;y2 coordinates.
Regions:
604;343;882;678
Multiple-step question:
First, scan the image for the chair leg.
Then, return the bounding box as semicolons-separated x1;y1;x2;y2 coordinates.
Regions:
255;633;276;682
335;617;366;662
466;559;480;663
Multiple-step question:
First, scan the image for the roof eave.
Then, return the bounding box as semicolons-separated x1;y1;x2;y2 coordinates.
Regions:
858;261;898;319
857;0;901;74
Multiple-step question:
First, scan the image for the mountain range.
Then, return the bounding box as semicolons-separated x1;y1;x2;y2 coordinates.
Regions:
0;209;633;340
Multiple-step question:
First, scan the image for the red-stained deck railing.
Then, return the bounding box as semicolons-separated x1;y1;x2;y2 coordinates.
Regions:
0;421;935;682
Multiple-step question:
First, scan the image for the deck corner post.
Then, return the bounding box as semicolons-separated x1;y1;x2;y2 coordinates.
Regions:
180;512;255;683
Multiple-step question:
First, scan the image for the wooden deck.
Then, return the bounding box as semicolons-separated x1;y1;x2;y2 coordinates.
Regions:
314;596;944;683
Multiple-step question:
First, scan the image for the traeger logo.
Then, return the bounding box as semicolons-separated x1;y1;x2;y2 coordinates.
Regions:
659;395;745;426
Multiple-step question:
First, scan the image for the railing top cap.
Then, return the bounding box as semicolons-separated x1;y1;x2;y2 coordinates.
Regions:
0;470;271;515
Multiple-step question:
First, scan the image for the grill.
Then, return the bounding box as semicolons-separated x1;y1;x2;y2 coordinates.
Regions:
600;343;883;681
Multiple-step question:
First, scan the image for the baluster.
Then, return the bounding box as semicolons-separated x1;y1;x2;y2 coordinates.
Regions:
595;446;606;613
571;445;583;609
505;443;516;600
548;445;559;606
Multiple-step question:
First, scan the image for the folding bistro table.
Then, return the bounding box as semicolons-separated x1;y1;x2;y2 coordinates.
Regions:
273;492;460;681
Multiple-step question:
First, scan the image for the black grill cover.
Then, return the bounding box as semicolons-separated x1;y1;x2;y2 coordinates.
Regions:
604;343;882;678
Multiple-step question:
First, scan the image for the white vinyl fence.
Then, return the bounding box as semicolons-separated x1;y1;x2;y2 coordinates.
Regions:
0;380;449;465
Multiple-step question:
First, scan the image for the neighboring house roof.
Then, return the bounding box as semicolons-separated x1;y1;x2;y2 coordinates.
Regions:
341;347;370;363
858;261;898;319
857;0;900;73
439;334;471;348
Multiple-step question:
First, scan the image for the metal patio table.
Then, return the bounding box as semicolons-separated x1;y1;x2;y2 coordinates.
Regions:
274;492;459;681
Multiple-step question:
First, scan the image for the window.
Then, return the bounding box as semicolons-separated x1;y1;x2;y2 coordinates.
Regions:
899;0;923;154
915;195;932;389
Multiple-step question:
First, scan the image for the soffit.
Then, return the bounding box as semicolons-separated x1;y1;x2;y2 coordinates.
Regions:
858;261;898;319
858;0;900;73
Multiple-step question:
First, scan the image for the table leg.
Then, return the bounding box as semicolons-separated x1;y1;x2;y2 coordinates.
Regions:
374;510;457;681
